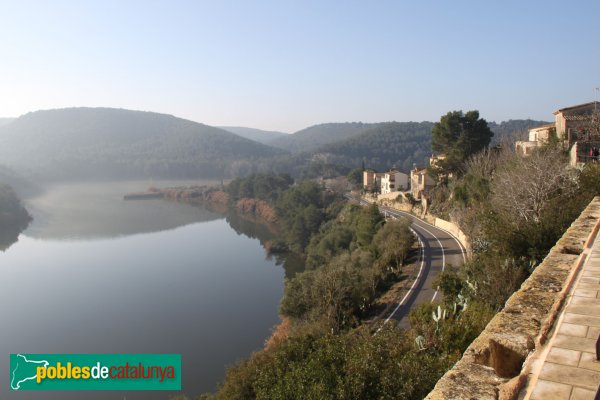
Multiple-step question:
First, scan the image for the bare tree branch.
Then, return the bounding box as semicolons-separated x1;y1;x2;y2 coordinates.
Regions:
490;148;578;225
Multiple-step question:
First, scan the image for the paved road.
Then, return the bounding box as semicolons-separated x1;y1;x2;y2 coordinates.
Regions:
348;195;467;328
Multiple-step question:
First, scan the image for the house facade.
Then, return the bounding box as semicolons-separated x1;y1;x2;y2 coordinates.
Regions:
528;123;556;143
516;102;600;159
363;170;383;192
410;166;435;200
555;101;599;143
380;170;409;194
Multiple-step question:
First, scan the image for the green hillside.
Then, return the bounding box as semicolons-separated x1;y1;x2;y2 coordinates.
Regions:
219;126;288;145
270;122;378;153
301;119;551;174
0;108;547;182
488;119;550;143
0;108;285;181
312;122;434;172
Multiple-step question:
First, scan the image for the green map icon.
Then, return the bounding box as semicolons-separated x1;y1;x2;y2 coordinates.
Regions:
10;354;49;390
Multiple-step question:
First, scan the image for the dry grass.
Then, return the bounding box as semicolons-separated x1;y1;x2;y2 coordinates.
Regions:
264;317;291;351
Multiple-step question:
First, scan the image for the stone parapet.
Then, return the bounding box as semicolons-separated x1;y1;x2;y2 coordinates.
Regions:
425;197;600;400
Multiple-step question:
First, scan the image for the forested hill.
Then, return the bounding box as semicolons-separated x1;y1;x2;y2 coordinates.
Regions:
0;108;549;181
269;122;378;153
219;126;288;145
302;119;552;173
268;119;548;171
488;119;550;143
311;122;434;173
0;108;285;181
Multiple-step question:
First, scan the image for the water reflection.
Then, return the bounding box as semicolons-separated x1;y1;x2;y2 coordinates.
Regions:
223;211;305;279
0;181;287;400
0;226;23;251
23;181;221;240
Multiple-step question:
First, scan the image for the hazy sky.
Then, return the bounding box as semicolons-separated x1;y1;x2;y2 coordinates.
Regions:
1;1;598;132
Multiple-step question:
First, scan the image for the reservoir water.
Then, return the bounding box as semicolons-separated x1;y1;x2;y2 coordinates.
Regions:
0;181;285;399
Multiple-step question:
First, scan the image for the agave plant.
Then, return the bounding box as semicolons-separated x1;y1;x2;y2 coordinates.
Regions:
415;335;426;351
457;293;468;312
465;278;478;294
432;305;446;332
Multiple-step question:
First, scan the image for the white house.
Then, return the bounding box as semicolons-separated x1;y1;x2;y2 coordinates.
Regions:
380;170;409;194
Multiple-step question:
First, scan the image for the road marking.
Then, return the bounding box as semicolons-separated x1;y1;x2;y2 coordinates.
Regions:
381;207;447;302
416;225;445;302
382;205;467;262
376;227;425;333
346;195;466;324
381;207;468;302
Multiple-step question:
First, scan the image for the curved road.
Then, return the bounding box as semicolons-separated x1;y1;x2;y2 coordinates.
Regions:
348;196;467;328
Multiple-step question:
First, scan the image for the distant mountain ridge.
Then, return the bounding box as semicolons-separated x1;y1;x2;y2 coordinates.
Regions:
0;108;285;181
0;107;548;181
269;122;379;153
312;122;434;173
219;126;288;145
488;119;550;143
282;119;551;174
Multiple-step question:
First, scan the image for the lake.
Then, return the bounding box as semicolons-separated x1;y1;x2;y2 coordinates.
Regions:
0;181;285;399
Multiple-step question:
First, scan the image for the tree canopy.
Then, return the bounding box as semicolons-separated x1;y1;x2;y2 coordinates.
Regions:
431;110;493;176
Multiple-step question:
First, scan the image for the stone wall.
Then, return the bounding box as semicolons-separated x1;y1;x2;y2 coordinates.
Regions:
433;217;471;255
424;197;600;400
371;193;471;254
377;191;404;202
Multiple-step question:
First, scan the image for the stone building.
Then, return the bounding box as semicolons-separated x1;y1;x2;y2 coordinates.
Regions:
555;101;599;142
362;170;383;192
516;101;600;162
410;166;435;200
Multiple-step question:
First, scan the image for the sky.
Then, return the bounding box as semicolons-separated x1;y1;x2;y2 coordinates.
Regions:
0;0;599;133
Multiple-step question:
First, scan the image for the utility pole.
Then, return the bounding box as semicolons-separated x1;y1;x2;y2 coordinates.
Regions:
595;87;600;138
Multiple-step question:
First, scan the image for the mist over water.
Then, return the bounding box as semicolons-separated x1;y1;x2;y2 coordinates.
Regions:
0;181;284;399
23;180;222;239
